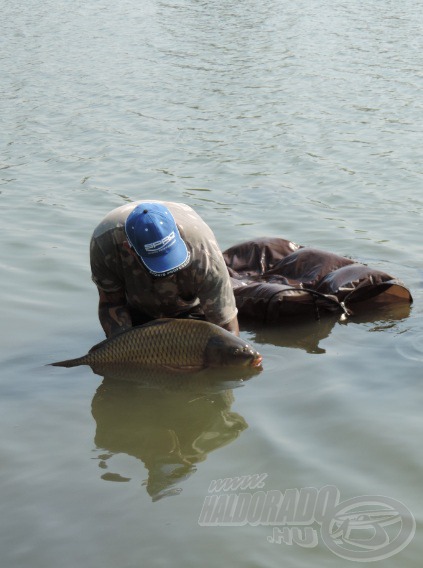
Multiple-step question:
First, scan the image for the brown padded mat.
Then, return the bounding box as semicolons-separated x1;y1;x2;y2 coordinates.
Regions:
223;238;412;322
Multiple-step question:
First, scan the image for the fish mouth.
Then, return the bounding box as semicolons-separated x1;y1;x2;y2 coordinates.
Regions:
250;354;263;368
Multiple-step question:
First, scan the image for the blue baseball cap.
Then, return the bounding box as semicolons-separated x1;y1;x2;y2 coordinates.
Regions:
125;203;190;276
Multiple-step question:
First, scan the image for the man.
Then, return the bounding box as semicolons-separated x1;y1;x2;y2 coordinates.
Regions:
90;200;239;338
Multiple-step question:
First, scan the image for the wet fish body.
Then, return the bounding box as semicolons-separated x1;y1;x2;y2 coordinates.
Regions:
50;318;263;371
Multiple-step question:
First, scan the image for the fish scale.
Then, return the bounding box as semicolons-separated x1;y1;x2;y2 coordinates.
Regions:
100;323;200;367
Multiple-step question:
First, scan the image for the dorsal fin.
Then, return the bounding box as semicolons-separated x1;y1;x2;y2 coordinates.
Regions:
88;337;109;353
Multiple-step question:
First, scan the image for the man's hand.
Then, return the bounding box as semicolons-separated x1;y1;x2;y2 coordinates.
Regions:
220;316;240;336
98;288;132;338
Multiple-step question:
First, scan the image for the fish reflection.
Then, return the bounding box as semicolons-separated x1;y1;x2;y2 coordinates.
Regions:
91;367;252;501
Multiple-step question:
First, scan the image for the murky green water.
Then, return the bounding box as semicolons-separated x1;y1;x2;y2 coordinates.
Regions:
1;0;422;566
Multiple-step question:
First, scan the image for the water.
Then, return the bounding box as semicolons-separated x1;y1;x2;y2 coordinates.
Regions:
1;0;422;566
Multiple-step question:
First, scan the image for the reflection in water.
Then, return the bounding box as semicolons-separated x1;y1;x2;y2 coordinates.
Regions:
246;302;412;354
250;315;340;354
89;303;411;502
91;368;252;501
344;302;412;335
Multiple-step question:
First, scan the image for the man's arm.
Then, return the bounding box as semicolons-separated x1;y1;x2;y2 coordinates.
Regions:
97;288;133;338
219;315;240;336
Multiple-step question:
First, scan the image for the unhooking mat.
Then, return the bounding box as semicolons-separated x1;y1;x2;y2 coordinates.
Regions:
223;238;412;322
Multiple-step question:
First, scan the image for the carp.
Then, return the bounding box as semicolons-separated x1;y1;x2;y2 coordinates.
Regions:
50;318;263;372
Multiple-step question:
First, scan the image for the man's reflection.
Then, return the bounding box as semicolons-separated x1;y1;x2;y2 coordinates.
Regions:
91;370;249;501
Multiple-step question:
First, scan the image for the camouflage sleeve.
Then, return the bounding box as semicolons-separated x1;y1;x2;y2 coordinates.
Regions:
196;249;238;326
90;235;124;293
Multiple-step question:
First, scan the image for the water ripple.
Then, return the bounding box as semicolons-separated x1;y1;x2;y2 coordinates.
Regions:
396;330;423;363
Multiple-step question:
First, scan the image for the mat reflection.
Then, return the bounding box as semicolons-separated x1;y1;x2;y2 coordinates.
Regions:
246;302;412;354
91;369;251;501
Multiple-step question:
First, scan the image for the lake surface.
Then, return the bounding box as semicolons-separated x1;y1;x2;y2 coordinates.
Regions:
1;0;422;566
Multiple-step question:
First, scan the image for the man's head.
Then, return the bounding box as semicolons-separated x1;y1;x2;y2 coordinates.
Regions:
125;202;190;277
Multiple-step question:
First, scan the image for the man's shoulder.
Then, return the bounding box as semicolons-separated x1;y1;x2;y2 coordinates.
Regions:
92;203;137;240
167;202;208;229
168;203;218;250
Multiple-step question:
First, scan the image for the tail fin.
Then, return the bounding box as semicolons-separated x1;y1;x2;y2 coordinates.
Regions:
49;357;85;368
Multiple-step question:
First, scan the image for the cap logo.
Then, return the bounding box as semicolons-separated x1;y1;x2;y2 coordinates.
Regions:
144;231;176;254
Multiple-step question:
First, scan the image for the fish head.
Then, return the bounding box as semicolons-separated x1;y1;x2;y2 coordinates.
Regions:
204;333;263;368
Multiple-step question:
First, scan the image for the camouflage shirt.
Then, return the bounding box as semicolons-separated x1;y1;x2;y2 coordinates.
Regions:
90;201;237;326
